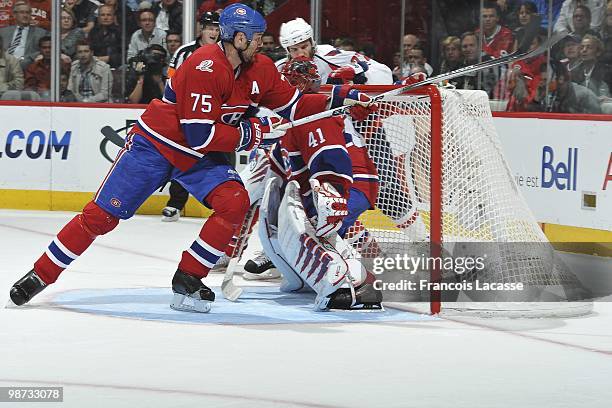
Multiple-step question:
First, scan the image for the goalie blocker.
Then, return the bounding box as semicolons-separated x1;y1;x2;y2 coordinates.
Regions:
259;178;382;311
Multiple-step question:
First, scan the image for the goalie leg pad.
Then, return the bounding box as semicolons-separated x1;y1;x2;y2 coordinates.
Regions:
258;177;305;292
278;181;349;298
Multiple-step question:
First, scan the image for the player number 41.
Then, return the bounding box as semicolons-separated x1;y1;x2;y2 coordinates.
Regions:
190;93;212;113
308;128;326;148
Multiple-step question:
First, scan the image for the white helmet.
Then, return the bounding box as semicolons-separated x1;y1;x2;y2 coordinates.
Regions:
279;18;314;49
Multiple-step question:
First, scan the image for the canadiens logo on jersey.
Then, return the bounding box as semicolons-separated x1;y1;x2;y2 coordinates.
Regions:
196;60;214;72
236;7;247;15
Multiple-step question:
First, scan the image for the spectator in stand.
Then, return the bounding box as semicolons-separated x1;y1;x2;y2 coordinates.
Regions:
60;7;84;60
127;9;166;59
568;5;601;38
29;0;50;31
102;0;138;36
530;60;602;112
554;0;606;33
68;39;112;102
477;1;515;57
402;33;418;56
513;1;539;52
261;31;275;52
126;44;166;104
439;35;462;74
395;34;433;78
504;31;547;110
0;1;48;70
574;33;612;110
0;36;24;98
165;30;181;57
456;31;498;95
89;4;122;68
407;44;433;76
259;31;284;61
23;35;57;98
153;0;182;34
59;68;77;102
517;1;539;26
68;0;97;34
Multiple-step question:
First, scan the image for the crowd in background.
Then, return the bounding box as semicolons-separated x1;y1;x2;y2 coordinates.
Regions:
0;0;611;114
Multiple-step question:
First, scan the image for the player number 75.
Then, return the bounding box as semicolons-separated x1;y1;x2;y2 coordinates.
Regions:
190;93;212;113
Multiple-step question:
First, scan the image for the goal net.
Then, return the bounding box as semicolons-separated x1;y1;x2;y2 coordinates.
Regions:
343;85;592;317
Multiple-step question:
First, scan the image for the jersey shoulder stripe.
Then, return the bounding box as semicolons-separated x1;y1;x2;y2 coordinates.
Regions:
169;40;199;69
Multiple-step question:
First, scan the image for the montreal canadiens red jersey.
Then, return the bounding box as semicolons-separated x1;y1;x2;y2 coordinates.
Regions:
269;116;378;208
134;44;329;171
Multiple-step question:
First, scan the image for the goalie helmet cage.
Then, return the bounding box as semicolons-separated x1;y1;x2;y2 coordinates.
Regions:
325;84;592;318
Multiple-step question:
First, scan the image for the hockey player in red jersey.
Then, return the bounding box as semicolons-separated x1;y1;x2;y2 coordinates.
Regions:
8;4;378;313
260;57;382;309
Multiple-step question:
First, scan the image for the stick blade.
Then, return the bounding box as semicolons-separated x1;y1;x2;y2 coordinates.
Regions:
221;258;243;301
221;280;243;301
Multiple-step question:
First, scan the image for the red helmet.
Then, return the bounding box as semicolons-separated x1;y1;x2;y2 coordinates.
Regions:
281;56;321;93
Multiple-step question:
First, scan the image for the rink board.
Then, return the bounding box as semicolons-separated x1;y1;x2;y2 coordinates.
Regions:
49;286;433;325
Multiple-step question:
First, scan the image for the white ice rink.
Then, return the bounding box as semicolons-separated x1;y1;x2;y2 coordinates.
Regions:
1;209;611;408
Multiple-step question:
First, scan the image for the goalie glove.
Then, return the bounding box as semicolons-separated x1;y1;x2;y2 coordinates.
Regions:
329;84;378;121
310;179;348;238
236;117;286;152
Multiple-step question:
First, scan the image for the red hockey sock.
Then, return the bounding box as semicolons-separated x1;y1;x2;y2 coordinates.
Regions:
178;182;250;278
223;208;259;257
33;202;119;284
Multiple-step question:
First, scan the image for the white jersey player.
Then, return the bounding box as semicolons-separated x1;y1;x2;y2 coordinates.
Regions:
275;18;393;86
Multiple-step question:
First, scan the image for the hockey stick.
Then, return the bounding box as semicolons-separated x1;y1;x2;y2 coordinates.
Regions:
221;203;259;301
276;21;562;131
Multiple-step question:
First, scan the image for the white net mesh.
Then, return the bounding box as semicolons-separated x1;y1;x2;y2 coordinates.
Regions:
347;87;592;317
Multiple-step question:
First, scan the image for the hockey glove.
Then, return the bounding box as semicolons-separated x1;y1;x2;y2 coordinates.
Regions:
236;117;286;152
328;66;356;84
329;84;378;121
310;179;348;238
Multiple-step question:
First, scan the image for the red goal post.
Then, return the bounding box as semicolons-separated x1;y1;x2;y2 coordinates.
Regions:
319;84;591;317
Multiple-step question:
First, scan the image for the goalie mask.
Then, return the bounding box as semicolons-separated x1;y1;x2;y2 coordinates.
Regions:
281;56;321;93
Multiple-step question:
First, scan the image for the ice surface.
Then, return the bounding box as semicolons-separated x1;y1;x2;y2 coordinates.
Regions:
1;210;611;408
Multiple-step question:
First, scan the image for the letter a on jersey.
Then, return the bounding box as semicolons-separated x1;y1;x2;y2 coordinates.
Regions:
251;81;260;95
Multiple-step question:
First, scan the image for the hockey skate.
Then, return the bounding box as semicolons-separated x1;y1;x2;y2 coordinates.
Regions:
316;283;383;311
170;270;215;313
161;207;180;222
9;270;47;306
243;251;281;280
